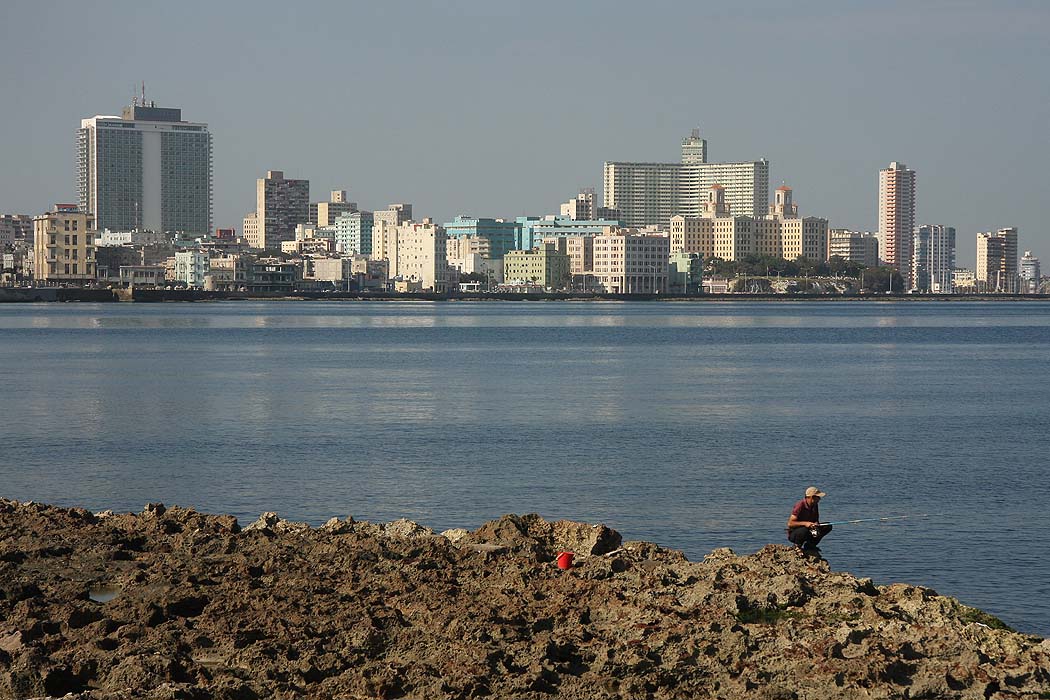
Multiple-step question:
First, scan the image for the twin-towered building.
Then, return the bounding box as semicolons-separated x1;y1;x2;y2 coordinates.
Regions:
669;185;828;262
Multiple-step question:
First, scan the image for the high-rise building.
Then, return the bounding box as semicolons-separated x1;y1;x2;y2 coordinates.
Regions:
560;189;595;220
312;190;358;227
603;131;769;227
877;162;916;285
334;210;374;255
246;170;310;250
1020;250;1041;292
912;225;956;293
828;230;880;268
976;228;1019;292
33;204;96;284
373;203;413;228
77;100;212;235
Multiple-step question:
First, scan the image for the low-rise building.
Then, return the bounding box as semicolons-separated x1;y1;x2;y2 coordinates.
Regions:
207;255;252;291
33;204;97;285
174;250;210;287
503;245;571;290
593;230;670;293
669;252;702;294
94;229;171;247
248;259;300;293
119;265;167;288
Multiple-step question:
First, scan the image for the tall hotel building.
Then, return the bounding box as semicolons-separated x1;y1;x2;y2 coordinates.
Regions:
603;130;769;227
877;162;916;286
77;100;212;235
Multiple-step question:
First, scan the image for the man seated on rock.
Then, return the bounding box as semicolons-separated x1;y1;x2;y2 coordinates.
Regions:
787;486;832;551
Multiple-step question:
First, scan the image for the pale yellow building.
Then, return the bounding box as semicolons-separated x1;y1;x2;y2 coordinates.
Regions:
541;236;593;276
371;218;454;292
313;190;357;227
33;204;97;284
669;185;828;263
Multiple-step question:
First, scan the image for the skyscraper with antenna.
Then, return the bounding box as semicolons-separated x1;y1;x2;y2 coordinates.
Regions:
77;89;212;235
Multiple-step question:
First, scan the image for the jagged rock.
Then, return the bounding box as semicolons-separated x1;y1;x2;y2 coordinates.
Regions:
142;503;166;517
384;518;433;539
439;527;470;544
319;516;355;534
243;511;309;535
0;500;1046;699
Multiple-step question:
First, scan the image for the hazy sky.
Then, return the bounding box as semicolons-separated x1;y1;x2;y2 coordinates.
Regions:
2;1;1048;265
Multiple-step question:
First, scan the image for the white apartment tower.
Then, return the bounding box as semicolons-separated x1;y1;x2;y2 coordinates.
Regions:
603;130;769;228
1020;251;1041;292
877;162;916;286
912;225;956;293
77;99;212;235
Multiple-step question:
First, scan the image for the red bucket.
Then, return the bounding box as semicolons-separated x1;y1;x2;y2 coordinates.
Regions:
556;551;574;570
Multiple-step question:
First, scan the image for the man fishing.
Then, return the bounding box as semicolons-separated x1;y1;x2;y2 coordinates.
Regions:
787;486;832;551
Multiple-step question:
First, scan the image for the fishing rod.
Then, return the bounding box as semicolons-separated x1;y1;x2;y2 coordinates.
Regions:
818;514;932;526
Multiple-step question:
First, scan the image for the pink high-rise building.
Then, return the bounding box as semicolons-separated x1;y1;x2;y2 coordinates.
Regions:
877;162;916;286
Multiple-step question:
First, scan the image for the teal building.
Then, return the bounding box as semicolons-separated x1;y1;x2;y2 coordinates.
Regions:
443;216;520;259
334;211;374;256
515;216;621;250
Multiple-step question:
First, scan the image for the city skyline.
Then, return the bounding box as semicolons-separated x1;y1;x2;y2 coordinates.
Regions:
1;1;1047;266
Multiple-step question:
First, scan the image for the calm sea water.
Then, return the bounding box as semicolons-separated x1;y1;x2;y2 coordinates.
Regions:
0;301;1048;635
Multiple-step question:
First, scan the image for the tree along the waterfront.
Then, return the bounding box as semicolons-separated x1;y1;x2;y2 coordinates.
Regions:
704;255;865;279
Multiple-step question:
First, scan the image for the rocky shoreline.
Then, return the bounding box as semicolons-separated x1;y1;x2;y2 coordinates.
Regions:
1;499;1047;699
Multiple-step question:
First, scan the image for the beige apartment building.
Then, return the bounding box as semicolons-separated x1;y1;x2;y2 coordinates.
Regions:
976;228;1019;292
541;235;594;275
503;245;571;290
828;229;880;267
372;218;454;292
669;185;828;262
593;230;670;293
312;190;357;227
33;204;97;284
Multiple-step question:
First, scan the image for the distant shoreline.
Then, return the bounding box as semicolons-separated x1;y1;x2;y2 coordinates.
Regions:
2;287;1049;304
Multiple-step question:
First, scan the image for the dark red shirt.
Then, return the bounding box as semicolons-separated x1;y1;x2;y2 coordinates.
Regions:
791;498;819;526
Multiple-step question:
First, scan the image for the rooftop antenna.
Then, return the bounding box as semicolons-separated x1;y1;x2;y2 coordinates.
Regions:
131;83;138;107
141;81;146;107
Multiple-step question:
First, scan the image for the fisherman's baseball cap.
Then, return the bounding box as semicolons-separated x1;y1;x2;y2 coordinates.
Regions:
805;487;827;498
